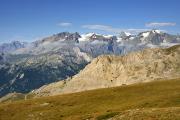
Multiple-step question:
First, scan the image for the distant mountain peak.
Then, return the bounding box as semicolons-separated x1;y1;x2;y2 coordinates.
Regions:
119;31;131;37
0;41;28;53
46;32;81;43
137;29;172;45
151;29;161;34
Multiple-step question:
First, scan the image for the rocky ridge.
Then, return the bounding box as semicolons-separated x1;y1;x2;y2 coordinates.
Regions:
32;45;180;97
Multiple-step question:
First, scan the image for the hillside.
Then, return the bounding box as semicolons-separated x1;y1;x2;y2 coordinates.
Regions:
0;78;180;120
33;45;180;97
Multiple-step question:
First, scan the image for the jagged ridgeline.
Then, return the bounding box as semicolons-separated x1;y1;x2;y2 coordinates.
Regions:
0;31;180;97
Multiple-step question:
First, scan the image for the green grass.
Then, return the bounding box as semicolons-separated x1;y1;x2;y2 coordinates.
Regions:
0;78;180;120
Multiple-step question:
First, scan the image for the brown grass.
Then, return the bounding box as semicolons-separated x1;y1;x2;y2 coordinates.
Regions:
0;78;180;120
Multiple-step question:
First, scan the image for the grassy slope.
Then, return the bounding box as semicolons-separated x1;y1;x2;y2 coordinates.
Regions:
0;78;180;120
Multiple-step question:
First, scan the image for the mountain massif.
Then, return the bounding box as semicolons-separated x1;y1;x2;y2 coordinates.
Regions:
0;30;179;97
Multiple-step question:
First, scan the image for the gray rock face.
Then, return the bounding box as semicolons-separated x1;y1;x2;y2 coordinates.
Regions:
0;30;179;97
0;53;5;63
33;32;81;47
0;41;28;53
0;51;89;97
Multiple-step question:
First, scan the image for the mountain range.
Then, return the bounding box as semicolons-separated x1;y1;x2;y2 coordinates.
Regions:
0;30;179;97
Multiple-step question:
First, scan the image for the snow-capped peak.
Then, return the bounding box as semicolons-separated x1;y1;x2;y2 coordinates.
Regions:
79;33;114;42
140;30;162;40
124;32;131;36
141;31;150;38
79;33;95;41
119;31;131;37
152;29;161;34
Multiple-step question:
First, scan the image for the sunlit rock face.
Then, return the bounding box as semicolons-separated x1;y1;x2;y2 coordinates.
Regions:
33;45;180;97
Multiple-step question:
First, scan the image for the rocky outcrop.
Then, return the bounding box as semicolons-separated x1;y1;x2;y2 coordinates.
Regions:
33;45;180;97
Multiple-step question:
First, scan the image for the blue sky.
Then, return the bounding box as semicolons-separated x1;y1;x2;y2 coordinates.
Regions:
0;0;180;43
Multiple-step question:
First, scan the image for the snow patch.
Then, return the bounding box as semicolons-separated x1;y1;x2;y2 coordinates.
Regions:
152;30;161;34
155;30;161;34
117;38;122;42
19;73;24;79
142;32;150;38
129;36;135;40
79;33;95;41
124;32;131;36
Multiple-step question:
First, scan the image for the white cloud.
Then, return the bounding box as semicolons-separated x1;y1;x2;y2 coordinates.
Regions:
146;22;176;27
82;25;112;31
82;24;148;34
57;22;72;27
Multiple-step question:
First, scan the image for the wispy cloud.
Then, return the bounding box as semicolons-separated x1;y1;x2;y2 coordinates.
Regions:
82;24;148;34
146;22;176;27
57;22;72;27
82;25;112;31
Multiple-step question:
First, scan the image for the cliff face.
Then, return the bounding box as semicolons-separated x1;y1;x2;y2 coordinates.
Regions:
33;45;180;97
